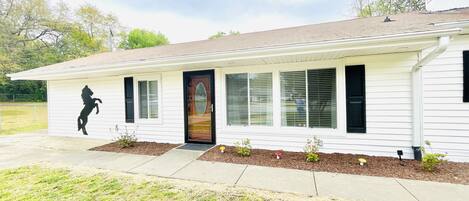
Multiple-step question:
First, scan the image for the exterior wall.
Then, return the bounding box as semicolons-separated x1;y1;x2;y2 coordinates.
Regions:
216;52;417;159
47;42;469;162
422;35;469;162
48;71;185;144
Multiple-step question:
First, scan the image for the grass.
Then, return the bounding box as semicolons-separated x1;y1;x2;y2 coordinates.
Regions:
0;166;269;201
0;102;47;135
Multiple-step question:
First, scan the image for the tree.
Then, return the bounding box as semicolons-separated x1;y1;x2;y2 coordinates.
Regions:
0;0;124;101
208;30;240;40
353;0;426;17
119;29;169;49
75;4;122;50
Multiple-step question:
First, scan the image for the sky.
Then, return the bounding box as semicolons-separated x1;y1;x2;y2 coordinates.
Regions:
53;0;469;43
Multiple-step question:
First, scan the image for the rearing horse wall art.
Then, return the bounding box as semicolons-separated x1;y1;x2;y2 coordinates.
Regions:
77;85;102;135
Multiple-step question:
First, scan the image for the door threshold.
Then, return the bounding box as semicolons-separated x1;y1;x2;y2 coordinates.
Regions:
177;143;214;151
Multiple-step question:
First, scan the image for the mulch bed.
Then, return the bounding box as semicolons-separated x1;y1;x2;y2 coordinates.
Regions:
199;145;469;185
89;142;180;156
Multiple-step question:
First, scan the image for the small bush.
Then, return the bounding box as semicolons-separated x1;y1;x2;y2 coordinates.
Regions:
111;125;138;148
306;152;319;162
422;153;446;172
304;136;323;162
234;139;252;157
421;140;446;172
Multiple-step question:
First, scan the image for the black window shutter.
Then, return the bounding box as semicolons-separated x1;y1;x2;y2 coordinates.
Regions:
464;51;469;102
346;65;366;133
124;77;135;123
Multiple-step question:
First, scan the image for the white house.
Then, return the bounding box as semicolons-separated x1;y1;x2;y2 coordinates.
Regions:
9;8;469;162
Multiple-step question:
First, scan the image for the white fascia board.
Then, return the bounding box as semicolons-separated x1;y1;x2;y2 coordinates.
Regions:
8;28;462;80
432;20;469;28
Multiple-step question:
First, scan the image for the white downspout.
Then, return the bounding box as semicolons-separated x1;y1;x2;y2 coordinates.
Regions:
411;36;450;160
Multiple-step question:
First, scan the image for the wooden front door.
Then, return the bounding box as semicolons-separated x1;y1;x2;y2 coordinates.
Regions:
183;70;215;144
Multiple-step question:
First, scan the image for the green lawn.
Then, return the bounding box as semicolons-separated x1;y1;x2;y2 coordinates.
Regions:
0;102;47;135
0;166;271;201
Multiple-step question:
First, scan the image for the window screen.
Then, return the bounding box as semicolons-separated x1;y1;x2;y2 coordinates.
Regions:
280;71;307;127
138;80;158;119
226;73;272;126
249;73;273;126
226;74;249;125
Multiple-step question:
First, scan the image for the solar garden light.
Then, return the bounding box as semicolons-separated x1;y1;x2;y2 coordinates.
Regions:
358;158;367;166
397;150;404;166
219;146;225;153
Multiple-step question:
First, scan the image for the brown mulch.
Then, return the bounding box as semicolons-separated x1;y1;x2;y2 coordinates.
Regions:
89;142;181;156
199;145;469;185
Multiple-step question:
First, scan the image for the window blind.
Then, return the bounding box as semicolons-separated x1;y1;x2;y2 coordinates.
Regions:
249;73;273;126
148;81;158;118
138;81;148;119
307;69;337;128
138;80;158;119
226;74;249;125
280;71;307;127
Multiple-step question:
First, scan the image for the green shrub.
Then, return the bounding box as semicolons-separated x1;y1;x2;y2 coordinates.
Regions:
112;125;138;148
306;152;319;162
234;139;252;157
422;153;446;172
421;140;446;172
304;136;323;162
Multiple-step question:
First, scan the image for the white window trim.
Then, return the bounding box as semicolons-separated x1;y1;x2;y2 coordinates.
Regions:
133;74;163;124
220;59;346;136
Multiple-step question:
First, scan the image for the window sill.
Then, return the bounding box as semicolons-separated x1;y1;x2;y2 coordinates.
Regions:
220;125;345;137
135;118;163;125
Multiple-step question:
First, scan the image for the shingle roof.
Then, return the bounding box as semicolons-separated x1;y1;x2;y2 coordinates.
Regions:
10;8;469;76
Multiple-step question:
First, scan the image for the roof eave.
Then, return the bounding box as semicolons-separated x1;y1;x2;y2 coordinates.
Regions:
8;28;462;81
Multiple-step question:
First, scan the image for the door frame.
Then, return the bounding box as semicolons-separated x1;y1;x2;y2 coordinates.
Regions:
183;69;216;144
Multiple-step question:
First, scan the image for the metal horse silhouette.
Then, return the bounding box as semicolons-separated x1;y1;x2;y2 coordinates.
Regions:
77;85;102;135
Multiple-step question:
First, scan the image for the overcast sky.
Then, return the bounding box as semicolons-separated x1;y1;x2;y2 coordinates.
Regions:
55;0;469;43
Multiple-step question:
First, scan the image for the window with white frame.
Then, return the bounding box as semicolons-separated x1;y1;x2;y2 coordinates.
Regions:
280;69;336;128
226;73;273;126
138;80;158;119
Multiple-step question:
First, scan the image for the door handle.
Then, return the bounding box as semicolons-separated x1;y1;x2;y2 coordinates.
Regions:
211;104;214;113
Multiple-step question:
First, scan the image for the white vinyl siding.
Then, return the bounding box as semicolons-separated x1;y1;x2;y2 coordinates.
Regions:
217;53;415;159
46;36;469;162
422;35;469;162
47;71;183;144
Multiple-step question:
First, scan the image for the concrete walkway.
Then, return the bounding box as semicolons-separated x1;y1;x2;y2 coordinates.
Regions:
0;133;468;201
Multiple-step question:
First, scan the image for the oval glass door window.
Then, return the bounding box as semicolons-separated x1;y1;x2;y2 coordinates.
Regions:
195;82;207;115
